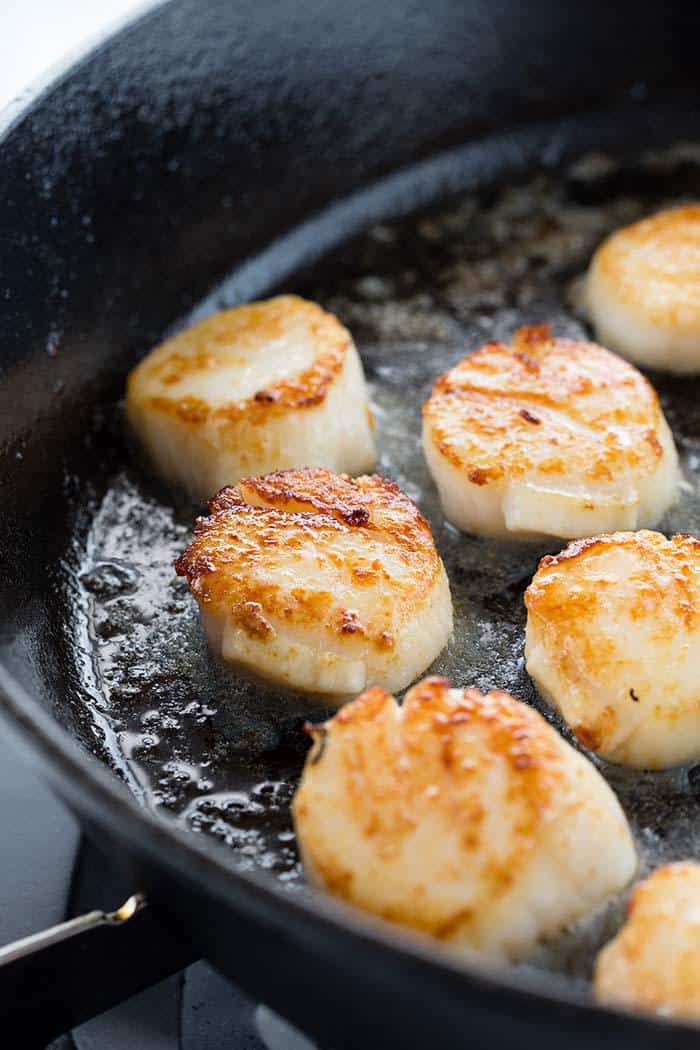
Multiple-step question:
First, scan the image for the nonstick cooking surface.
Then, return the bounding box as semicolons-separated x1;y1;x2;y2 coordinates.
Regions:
62;139;700;985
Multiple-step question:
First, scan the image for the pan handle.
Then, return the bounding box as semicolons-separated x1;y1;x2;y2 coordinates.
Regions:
0;892;196;1045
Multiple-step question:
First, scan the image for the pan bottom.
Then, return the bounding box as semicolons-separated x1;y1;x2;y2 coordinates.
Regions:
61;119;700;987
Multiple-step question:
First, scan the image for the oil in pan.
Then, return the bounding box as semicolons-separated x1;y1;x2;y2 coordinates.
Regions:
65;141;700;984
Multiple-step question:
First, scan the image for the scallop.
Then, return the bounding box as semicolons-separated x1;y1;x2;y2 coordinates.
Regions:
126;295;376;501
175;468;452;697
292;676;636;962
594;862;700;1021
525;531;700;769
422;326;679;540
586;204;700;373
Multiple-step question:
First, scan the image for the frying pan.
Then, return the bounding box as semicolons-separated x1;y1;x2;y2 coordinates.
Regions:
1;0;699;1045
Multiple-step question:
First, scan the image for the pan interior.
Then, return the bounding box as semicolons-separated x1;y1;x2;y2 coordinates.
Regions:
61;136;700;987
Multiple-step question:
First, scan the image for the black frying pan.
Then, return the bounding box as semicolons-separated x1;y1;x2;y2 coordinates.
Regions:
1;1;699;1046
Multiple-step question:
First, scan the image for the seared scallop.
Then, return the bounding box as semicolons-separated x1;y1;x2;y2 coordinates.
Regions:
175;468;452;697
126;295;376;500
594;862;700;1021
292;676;636;961
422;326;679;540
525;531;700;769
587;205;700;373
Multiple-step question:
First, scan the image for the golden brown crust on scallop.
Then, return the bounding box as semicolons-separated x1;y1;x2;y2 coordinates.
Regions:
527;531;700;636
299;680;566;928
236;469;373;525
592;205;700;329
125;294;377;502
293;676;635;951
127;295;351;426
422;325;665;485
594;862;700;1019
525;531;700;765
175;468;441;651
626;860;700;909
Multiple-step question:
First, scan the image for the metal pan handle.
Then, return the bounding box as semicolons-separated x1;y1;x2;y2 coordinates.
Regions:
0;892;196;1046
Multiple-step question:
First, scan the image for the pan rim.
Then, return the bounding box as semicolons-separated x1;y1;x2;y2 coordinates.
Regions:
0;0;167;142
0;1;698;1038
